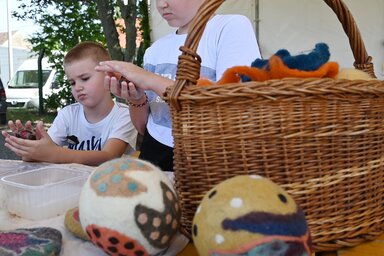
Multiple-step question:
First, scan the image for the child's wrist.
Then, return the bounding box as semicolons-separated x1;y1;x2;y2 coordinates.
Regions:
126;94;148;108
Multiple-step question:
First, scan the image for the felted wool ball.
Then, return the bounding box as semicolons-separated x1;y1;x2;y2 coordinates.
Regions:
336;68;374;80
192;175;312;256
79;158;180;256
64;207;89;241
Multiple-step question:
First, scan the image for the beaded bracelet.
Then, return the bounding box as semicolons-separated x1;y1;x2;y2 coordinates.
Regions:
127;94;148;108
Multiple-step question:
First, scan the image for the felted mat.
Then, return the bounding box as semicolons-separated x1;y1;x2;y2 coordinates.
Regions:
0;227;62;256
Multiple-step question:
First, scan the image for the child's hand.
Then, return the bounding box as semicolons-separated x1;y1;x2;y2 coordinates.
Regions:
6;120;37;140
96;60;173;97
16;130;36;140
119;78;146;102
3;121;59;162
103;74;145;102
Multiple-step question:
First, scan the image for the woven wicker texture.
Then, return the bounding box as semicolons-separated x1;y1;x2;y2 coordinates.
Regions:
165;0;384;252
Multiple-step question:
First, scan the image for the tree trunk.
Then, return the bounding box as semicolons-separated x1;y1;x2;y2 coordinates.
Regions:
96;0;124;61
118;0;137;62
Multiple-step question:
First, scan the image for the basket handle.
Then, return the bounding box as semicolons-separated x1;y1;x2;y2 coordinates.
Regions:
167;0;376;111
323;0;375;75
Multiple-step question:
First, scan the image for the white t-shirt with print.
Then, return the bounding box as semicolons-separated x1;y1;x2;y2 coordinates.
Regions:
48;102;137;151
143;14;261;147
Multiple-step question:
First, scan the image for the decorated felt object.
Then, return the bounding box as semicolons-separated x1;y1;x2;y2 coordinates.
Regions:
267;55;338;80
251;43;331;71
0;227;62;256
79;157;180;256
192;175;312;256
15;129;36;140
64;207;89;241
197;43;339;86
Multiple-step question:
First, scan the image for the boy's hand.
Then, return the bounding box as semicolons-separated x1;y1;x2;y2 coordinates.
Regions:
3;121;58;162
15;130;36;140
7;120;38;140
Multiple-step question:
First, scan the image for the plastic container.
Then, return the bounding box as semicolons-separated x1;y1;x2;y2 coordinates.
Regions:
0;161;24;178
1;166;89;220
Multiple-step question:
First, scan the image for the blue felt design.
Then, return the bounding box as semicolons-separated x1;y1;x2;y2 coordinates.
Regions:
251;43;330;70
111;175;122;184
222;208;308;237
136;161;145;167
103;166;114;174
211;239;310;256
119;163;129;171
91;172;101;182
127;182;138;192
242;43;330;82
247;239;289;255
98;183;108;193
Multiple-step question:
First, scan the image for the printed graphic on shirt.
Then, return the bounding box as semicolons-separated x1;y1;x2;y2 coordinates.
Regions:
66;135;79;145
68;135;102;151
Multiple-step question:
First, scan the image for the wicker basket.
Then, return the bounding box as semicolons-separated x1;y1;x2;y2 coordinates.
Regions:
165;0;384;252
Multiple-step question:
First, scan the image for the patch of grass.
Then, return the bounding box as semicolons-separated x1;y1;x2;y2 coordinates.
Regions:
7;108;56;125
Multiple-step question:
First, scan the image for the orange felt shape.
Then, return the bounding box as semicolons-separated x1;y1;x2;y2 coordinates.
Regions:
268;56;339;79
197;78;214;86
197;66;270;86
216;66;270;84
197;54;339;86
86;224;149;256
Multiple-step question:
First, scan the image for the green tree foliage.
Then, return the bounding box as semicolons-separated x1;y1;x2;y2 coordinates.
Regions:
136;0;151;67
13;0;151;111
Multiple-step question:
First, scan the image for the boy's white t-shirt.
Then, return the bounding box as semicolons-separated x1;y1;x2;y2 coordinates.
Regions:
47;102;137;151
143;14;261;147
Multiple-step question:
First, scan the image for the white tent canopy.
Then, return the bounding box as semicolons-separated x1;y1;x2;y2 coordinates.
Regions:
150;0;384;79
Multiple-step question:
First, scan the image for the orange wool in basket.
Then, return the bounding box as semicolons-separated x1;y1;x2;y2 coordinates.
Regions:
197;55;339;86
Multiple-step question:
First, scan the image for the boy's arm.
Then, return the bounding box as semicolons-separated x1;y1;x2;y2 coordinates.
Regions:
3;122;128;166
51;138;128;166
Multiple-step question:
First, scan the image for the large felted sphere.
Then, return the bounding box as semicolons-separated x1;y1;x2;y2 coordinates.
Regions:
79;158;180;256
192;175;312;256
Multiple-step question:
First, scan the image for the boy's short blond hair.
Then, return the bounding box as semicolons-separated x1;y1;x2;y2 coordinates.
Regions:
64;41;111;66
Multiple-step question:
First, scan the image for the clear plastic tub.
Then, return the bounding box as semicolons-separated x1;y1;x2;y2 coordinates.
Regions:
0;161;24;178
1;166;89;220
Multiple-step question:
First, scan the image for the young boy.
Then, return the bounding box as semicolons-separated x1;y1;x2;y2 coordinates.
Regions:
2;41;137;166
95;0;261;172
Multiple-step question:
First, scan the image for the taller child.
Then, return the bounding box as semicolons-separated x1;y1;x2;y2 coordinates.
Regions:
96;0;261;171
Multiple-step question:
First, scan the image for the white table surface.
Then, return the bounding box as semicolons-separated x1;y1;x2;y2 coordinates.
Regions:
0;160;188;256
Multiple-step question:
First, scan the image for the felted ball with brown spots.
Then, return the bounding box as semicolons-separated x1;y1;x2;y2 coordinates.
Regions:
79;157;181;256
192;175;312;256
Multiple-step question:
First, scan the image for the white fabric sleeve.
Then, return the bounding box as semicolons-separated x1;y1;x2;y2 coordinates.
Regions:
215;15;261;79
47;108;70;146
107;103;138;150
